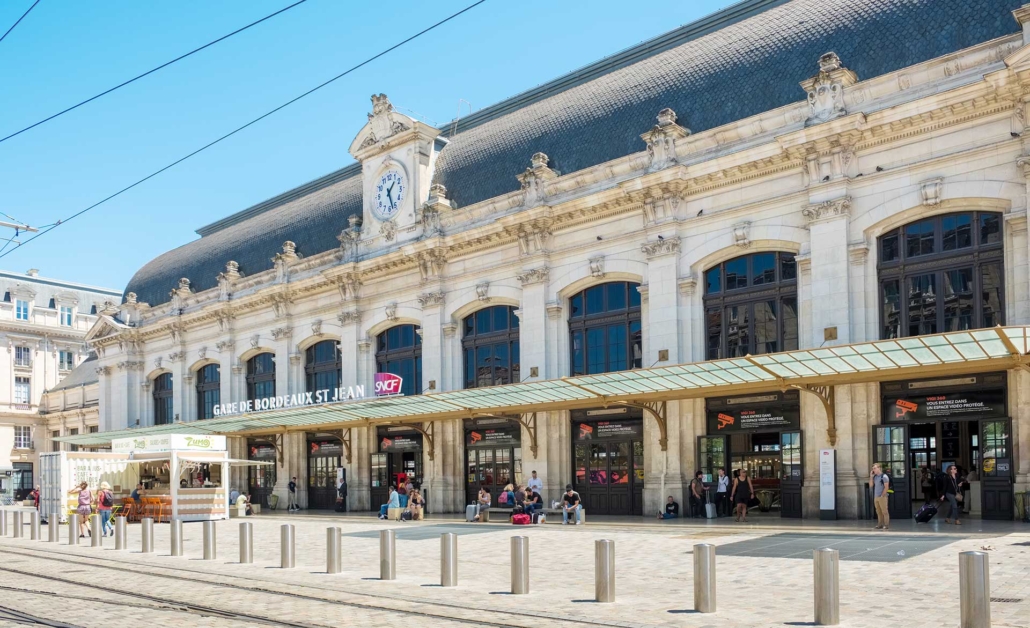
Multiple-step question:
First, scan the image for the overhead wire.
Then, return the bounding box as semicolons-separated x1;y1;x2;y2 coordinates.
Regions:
0;0;488;260
0;0;309;145
0;0;40;46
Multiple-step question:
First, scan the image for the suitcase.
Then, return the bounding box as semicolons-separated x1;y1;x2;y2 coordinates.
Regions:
531;512;544;524
705;503;717;519
915;502;938;523
512;513;531;525
400;510;413;521
466;504;478;522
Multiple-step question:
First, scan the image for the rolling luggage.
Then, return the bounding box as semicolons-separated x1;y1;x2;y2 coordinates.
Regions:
915;502;938;523
705;502;717;519
512;513;531;525
400;510;413;521
531;512;544;524
466;504;478;522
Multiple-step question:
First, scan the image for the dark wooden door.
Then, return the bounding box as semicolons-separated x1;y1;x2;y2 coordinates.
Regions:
465;447;514;505
980;419;1013;520
780;431;803;518
574;441;640;515
873;424;911;520
307;454;339;510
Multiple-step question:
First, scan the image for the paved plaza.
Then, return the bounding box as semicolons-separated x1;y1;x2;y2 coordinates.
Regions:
0;510;1027;627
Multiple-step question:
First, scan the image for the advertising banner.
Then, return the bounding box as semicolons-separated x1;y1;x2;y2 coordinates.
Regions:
574;420;643;441
884;389;1006;422
705;407;800;434
112;434;226;453
466;427;520;447
379;434;422;452
309;440;342;455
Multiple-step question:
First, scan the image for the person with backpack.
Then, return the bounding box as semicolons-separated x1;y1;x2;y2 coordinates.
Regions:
67;482;92;538
97;482;115;537
287;477;299;512
870;464;890;531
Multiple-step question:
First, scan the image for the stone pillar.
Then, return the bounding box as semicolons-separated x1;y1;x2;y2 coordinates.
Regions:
441;323;458;392
517;268;550;380
641;237;682;365
803;197;852;346
218;345;233;408
339;310;361;387
419;291;444;393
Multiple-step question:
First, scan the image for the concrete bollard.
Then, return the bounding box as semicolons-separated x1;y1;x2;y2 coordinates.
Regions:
440;532;457;587
813;548;840;626
326;527;342;574
141;517;154;553
380;529;396;580
239;522;253;564
959;551;991;628
694;543;717;613
170;519;183;557
595;539;615;603
203;520;217;560
12;511;22;538
48;512;60;543
90;514;102;547
115;516;127;550
68;514;79;545
0;510;7;536
281;524;295;569
30;512;40;540
511;536;529;595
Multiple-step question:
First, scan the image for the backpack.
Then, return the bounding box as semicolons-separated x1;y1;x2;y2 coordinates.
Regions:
512;513;531;525
498;491;509;504
883;474;893;495
100;491;112;508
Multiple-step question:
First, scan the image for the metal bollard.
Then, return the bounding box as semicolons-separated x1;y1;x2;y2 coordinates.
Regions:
12;511;22;538
813;548;840;626
0;510;7;536
68;514;79;545
90;514;103;547
281;524;295;569
203;520;217;560
48;512;60;543
693;543;717;613
239;522;253;564
440;532;457;587
141;517;154;553
511;536;529;595
115;517;127;550
170;519;183;557
30;512;40;540
959;551;991;628
595;539;615;603
326;527;342;574
380;529;396;580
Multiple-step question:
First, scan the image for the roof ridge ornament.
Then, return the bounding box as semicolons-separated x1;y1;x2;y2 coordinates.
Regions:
640;108;690;171
356;94;412;152
516;152;559;207
800;52;858;127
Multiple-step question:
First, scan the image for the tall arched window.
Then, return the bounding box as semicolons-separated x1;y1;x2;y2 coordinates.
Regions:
306;340;341;393
153;373;173;425
569;281;642;376
463;305;520;388
196;364;220;420
246;353;276;401
878;212;1003;339
376;325;421;396
703;252;798;359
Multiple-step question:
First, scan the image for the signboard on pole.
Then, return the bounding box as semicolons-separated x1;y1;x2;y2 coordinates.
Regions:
819;449;836;520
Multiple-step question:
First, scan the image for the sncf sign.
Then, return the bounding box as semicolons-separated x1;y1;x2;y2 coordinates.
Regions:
374;372;404;397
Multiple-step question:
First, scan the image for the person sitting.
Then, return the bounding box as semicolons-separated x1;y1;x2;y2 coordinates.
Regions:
131;483;144;501
408;489;425;520
657;495;680;520
472;487;491;522
229;487;241;505
513;484;526;508
524;489;542;514
378;485;400;520
236;493;251;516
561;485;582;525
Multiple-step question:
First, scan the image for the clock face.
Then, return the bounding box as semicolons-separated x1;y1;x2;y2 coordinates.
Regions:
373;169;406;221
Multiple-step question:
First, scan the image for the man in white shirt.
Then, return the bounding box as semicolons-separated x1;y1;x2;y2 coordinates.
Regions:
715;468;731;517
526;470;543;496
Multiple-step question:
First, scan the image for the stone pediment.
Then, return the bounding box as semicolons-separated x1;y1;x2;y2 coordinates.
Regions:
84;314;131;345
348;94;438;160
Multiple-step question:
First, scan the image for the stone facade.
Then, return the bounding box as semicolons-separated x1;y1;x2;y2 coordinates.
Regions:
90;3;1030;517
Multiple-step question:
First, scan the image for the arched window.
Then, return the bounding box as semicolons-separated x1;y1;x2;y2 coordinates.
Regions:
569;282;642;375
703;252;798;359
246;353;276;401
376;325;421;396
463;305;520;388
196;364;220;420
878;212;1003;339
306;340;341;393
153;373;173;425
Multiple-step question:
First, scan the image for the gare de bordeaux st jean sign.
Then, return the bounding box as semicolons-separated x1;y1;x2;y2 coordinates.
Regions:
212;373;403;418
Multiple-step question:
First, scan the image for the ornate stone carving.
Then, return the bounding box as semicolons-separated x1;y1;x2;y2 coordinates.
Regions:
385;303;397;321
337;216;362;262
640;108;690;170
417;249;447;282
116;360;144;371
362;94;409;148
802;197;852;224
198;346;207;360
95;366;111;377
289;352;302;366
358;338;372;353
516;153;559;206
332;273;361;302
516;267;549;286
920;177;944;206
732;222;751;249
545;302;563;320
641;236;681;259
442;323;458;338
589;256;605;278
249;335;260;349
271;293;292;319
417;291;445;307
475;282;490;302
270;326;292;340
379;220;397;242
216;309;235;333
418;184;453;237
215;340;234;352
641;195;678;226
153;356;162;369
678;276;698;296
169;278;192;311
169;321;184;344
124;292;137;305
217;261;240;301
311;320;323;337
848;243;870;266
800;52;857;127
337;310;361;325
168;351;185;362
272;242;298;283
507;220;552;257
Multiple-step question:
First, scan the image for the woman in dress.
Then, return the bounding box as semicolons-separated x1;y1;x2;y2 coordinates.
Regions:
67;482;92;538
730;469;755;522
408;489;425;520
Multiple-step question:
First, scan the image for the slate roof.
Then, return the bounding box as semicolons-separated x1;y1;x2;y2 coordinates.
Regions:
47;355;98;393
124;0;1025;307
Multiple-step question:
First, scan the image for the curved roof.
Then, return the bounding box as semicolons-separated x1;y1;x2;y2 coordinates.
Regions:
125;0;1024;306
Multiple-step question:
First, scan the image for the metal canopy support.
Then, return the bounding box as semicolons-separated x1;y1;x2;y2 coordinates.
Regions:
793;384;836;446
615;400;668;451
341;428;352;464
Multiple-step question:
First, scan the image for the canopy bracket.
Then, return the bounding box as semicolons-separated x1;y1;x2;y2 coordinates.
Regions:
793;384;836;446
614;400;668;451
341;428;352;464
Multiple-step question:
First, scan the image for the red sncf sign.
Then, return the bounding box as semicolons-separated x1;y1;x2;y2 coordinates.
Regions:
374;372;403;396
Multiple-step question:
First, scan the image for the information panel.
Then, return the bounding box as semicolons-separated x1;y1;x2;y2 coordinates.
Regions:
884;389;1006;423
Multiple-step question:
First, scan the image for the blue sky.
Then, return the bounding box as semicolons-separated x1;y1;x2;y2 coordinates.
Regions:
0;0;733;292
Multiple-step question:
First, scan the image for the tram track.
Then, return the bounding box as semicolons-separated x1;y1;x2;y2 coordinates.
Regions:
0;544;632;628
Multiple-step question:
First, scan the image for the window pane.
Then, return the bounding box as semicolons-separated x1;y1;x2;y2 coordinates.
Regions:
399;325;414;348
574;445;587;484
492;306;508;332
476;346;492;387
494;343;510;385
725;257;748;290
880;232;900;262
780;254;797;281
628;283;641;308
511;341;520;382
387;326;401;349
611;442;630;484
705;268;721;294
571;331;584;376
629;320;642;369
608;325;627;372
881;280;901;339
752;253;776;285
980;213;1001;245
981;263;1003;327
725;305;749;357
463;315;474;337
942;268;974;331
606;283;627;311
585;286;604;315
586;328;606;374
753;301;778;354
590;444;606;485
706;308;722;360
942;214;972;251
905;220;935;257
476;309;492;334
570;294;582;317
781;297;798;351
907;274;937;336
510;308;520;328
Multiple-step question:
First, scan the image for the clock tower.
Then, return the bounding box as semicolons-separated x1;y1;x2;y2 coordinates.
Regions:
349;94;445;246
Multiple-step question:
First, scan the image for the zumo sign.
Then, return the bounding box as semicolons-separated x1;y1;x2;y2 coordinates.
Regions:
112;434;227;453
212;375;403;417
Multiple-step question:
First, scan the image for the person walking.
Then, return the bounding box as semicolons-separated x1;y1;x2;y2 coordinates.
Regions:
869;464;891;530
715;468;730;517
97;482;115;537
67;482;92;538
287;477;299;512
940;465;962;525
730;469;754;522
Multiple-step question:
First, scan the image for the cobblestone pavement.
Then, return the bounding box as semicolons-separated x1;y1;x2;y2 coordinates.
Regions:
0;513;1027;627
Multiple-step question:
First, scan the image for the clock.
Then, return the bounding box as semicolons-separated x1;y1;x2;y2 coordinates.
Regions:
372;169;406;221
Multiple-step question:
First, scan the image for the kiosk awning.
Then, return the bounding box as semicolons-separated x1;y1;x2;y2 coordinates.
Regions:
58;326;1030;448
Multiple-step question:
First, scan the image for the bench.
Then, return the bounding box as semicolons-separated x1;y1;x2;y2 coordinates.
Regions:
541;507;586;524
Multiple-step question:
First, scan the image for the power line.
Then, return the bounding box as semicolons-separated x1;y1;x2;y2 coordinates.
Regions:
0;0;40;46
0;0;488;260
0;0;309;145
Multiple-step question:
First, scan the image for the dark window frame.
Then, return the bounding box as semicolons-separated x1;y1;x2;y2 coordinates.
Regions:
376;325;422;396
462;305;520;388
877;212;1004;339
703;252;798;360
568;281;643;376
305;340;342;393
196;363;220;420
246;353;276;402
153;372;173;426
